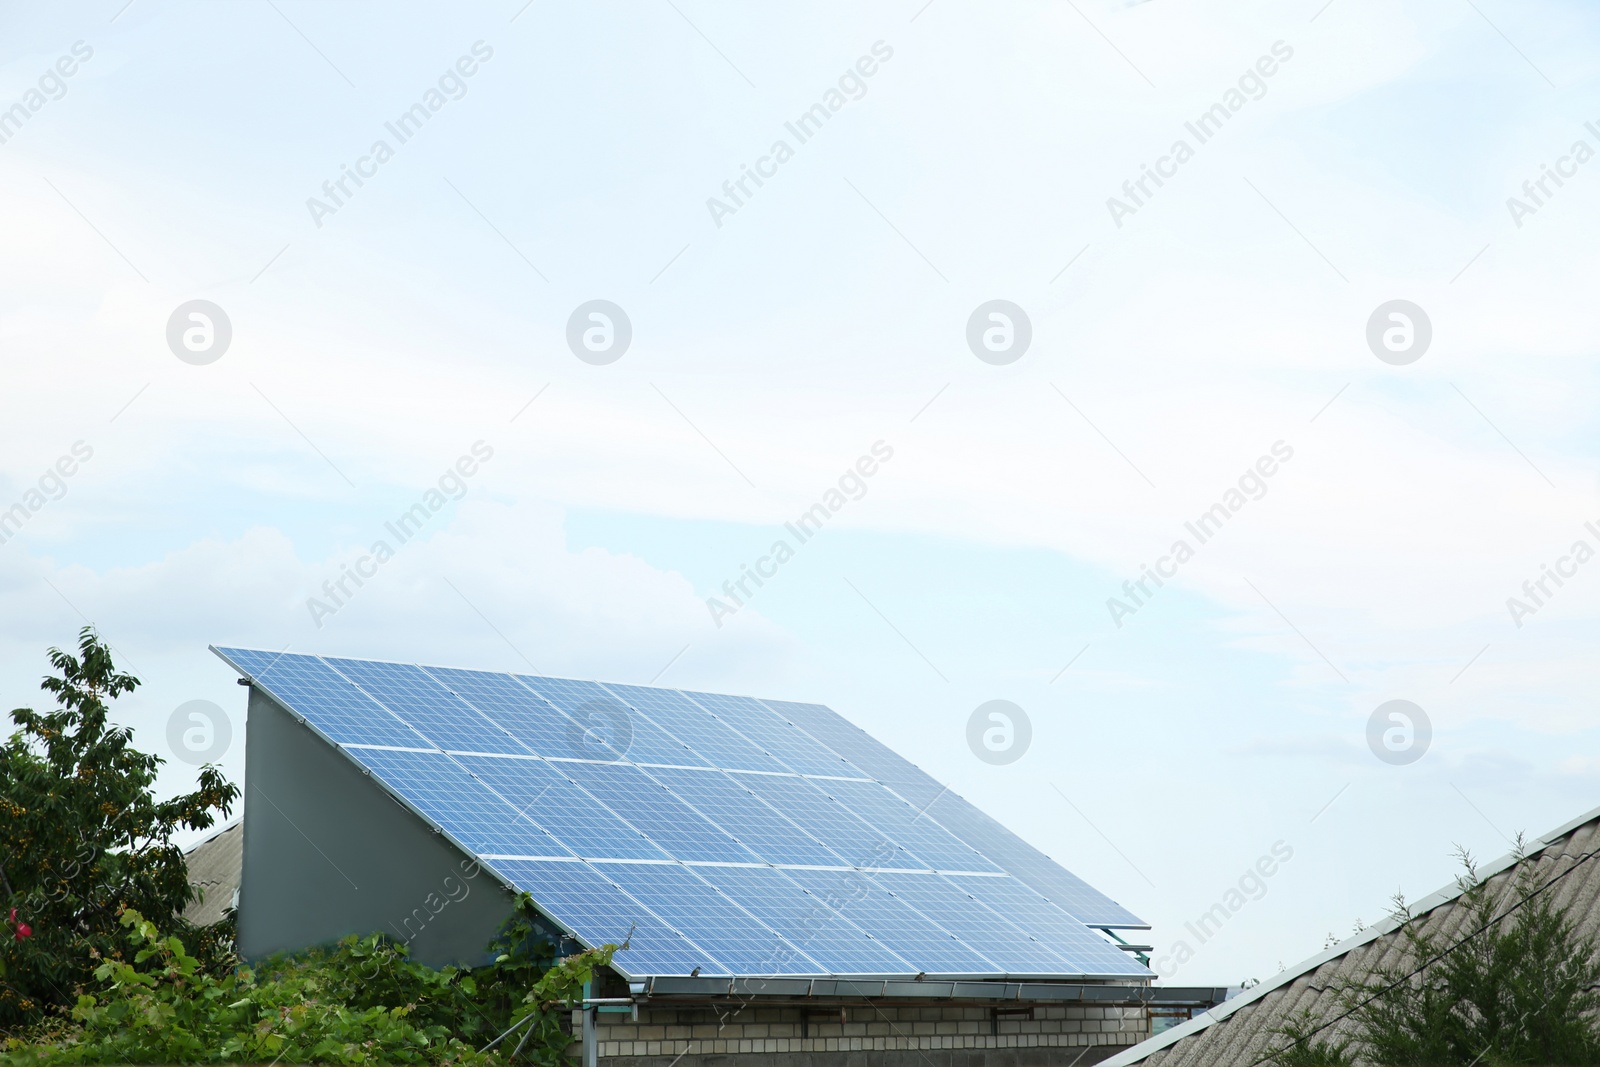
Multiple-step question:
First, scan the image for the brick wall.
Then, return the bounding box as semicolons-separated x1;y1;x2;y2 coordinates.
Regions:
573;1001;1150;1062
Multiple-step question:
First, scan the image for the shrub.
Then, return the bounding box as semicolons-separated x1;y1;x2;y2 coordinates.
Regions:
0;901;614;1066
1270;842;1600;1065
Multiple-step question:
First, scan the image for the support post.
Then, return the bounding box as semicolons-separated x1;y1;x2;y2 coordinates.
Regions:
582;980;597;1067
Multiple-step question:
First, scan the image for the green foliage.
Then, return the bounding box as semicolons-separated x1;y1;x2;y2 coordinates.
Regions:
1267;1009;1354;1066
1272;842;1600;1066
0;632;621;1064
0;902;614;1066
1342;844;1600;1066
0;628;239;1028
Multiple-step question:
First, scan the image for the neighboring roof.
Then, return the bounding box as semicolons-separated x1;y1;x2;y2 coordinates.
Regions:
182;820;242;926
1104;801;1600;1067
212;645;1151;983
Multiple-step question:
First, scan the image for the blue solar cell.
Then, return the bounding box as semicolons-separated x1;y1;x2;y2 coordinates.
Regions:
924;793;1144;929
561;762;757;864
871;872;1097;976
451;755;669;862
945;875;1148;977
216;649;423;749
343;748;558;858
760;698;944;807
487;859;724;977
323;658;526;755
762;695;1143;929
515;676;710;767
822;779;999;873
694;865;914;976
594;863;827;976
598;683;786;773
731;773;921;870
215;646;296;682
782;869;1001;976
421;667;578;758
675;690;856;778
643;767;844;868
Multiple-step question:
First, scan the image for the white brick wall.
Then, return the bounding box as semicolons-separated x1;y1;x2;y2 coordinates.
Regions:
572;1002;1150;1060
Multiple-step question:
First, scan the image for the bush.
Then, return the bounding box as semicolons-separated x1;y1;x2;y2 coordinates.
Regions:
1270;842;1600;1066
1345;844;1600;1065
0;899;614;1066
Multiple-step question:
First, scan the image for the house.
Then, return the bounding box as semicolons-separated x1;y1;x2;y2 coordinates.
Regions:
211;646;1228;1064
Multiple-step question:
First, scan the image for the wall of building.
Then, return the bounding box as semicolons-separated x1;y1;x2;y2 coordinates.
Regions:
576;1002;1150;1065
237;687;519;967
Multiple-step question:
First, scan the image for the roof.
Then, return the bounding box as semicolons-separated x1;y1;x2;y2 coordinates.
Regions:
1103;800;1600;1067
212;646;1151;983
182;820;242;926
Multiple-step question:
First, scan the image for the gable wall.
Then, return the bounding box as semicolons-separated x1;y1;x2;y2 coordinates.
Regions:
237;686;518;966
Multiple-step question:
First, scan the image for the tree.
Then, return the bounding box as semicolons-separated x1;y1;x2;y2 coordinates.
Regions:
0;628;239;1031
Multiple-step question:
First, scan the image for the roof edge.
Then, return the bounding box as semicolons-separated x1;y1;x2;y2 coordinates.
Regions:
1101;797;1600;1066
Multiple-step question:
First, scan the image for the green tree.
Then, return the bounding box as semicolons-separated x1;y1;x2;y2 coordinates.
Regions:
0;628;239;1030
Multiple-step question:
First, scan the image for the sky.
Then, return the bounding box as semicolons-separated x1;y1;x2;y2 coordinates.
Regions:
3;0;1600;987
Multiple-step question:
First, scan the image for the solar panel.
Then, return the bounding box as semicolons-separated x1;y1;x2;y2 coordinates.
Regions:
452;755;670;862
420;666;584;757
341;748;550;859
943;874;1142;973
693;864;916;976
821;778;1000;873
730;772;922;871
871;871;1089;976
597;682;787;773
675;689;857;778
593;862;828;976
642;766;844;867
215;647;1150;981
763;697;1144;929
558;762;757;864
922;792;1144;929
229;650;424;749
782;868;999;975
486;859;722;976
515;675;711;767
760;697;943;806
324;658;525;755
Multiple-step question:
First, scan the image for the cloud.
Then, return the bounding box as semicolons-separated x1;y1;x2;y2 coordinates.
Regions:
0;498;792;685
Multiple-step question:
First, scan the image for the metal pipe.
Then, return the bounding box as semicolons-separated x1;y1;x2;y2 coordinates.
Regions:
582;979;597;1067
582;1008;597;1067
478;1011;535;1054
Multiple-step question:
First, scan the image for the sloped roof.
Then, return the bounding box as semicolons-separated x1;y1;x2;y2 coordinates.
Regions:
1105;801;1600;1067
182;820;242;927
212;646;1151;982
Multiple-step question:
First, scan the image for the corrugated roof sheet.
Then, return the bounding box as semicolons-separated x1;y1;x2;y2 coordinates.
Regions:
1106;801;1600;1067
182;820;242;927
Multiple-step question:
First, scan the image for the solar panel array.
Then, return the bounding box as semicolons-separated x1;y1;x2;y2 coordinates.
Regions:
214;647;1148;980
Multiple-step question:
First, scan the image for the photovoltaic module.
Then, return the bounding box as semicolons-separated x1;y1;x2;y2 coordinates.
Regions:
213;646;1150;980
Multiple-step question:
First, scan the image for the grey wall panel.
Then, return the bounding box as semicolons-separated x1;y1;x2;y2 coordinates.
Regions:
237;687;518;967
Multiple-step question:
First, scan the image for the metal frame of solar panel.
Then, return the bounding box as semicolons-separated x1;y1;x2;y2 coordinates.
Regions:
213;647;1150;983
